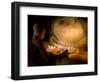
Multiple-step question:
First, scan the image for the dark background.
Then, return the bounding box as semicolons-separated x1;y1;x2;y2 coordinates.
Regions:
28;15;54;40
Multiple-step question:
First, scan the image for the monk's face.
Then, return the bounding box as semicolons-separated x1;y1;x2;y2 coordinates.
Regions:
46;17;87;55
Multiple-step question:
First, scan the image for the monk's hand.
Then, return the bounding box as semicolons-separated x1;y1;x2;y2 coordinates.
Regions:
67;48;87;63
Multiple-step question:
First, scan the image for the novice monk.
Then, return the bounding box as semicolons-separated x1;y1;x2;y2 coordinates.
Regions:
28;17;87;66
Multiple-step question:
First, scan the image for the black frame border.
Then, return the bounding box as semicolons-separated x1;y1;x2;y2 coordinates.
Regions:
11;1;98;80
